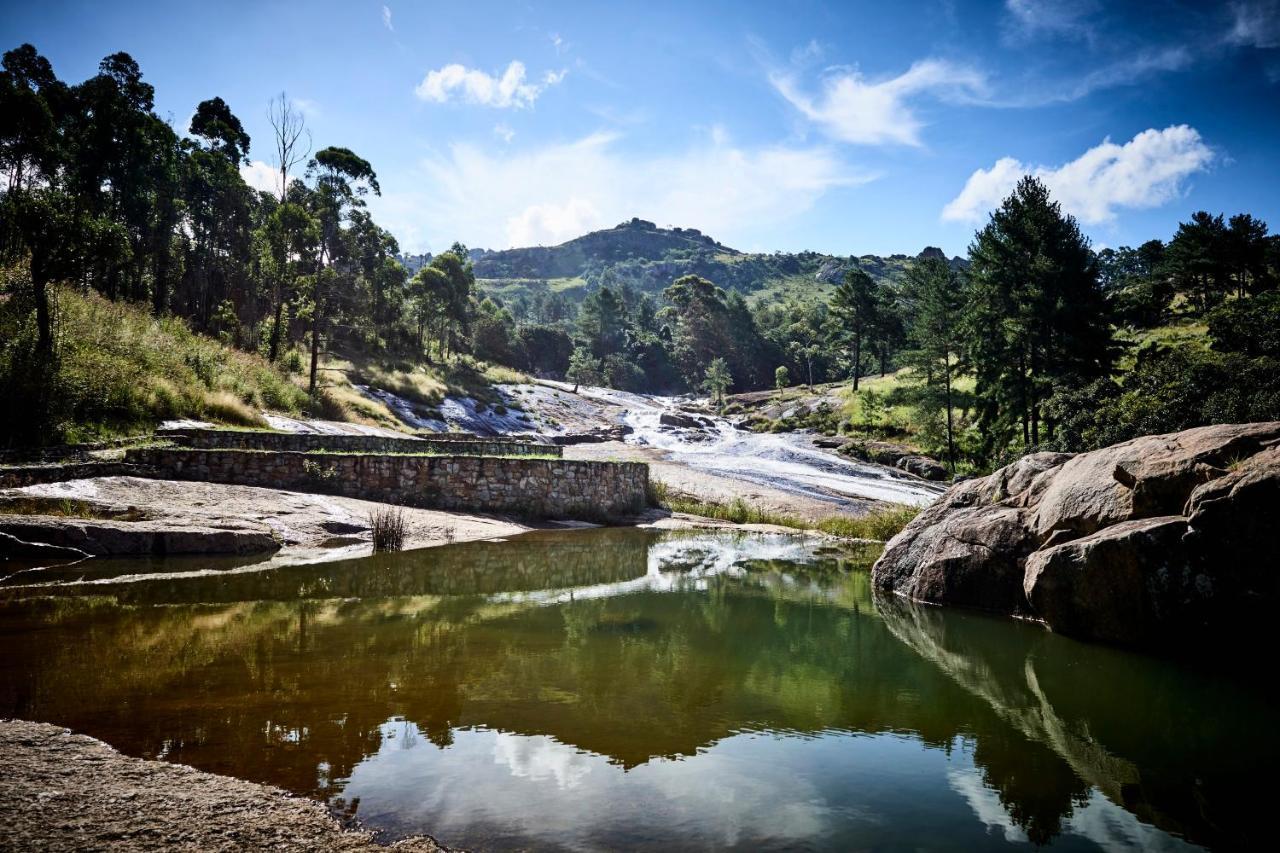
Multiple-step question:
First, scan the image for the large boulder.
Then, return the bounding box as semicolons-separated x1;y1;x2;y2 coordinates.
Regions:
873;422;1280;646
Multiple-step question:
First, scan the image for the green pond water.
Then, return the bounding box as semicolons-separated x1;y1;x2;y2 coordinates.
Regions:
0;529;1274;851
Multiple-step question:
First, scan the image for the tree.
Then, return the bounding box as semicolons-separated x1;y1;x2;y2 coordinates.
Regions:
1165;211;1229;312
830;269;878;390
702;357;732;408
303;145;380;397
901;257;965;471
964;176;1114;452
775;365;790;398
566;346;604;387
267;92;309;202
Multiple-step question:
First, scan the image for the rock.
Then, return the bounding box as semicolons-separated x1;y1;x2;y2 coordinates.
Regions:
0;517;280;557
659;412;707;430
872;422;1280;647
1023;516;1196;645
0;531;90;561
897;454;948;481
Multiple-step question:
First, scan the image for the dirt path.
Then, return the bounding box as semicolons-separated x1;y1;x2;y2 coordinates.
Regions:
0;720;443;851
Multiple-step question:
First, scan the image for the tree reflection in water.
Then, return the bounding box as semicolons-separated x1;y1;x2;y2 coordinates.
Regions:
0;529;1271;850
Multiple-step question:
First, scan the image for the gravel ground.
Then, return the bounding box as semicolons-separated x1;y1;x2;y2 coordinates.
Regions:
0;720;445;852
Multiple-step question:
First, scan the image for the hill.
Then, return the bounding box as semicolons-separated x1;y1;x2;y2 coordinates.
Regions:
471;219;964;304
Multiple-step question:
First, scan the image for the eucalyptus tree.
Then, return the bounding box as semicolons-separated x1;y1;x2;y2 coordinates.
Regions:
302;146;380;396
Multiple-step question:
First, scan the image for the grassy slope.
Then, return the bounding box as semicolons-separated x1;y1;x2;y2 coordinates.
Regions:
0;285;524;444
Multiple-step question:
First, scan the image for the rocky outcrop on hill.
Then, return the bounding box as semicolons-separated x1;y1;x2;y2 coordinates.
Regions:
872;423;1280;646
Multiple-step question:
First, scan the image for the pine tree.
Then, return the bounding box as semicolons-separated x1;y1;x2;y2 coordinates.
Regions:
964;176;1114;453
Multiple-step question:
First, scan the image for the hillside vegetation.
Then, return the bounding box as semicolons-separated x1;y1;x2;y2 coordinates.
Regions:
0;279;308;443
471;217;961;306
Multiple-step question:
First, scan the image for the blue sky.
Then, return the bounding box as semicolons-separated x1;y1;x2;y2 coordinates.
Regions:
4;0;1279;256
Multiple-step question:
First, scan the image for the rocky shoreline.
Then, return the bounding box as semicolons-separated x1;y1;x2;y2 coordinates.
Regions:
0;720;444;851
873;422;1280;646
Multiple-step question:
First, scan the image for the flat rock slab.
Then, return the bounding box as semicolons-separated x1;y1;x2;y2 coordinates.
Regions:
0;517;279;557
0;720;442;852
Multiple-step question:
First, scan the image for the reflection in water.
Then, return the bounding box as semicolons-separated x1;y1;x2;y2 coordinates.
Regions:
0;529;1272;851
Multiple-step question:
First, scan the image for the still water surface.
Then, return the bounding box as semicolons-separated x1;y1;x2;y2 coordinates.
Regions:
0;529;1273;851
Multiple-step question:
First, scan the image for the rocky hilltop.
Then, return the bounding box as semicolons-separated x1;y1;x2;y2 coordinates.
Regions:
873;422;1280;647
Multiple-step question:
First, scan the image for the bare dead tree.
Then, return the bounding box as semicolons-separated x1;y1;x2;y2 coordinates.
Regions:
267;92;311;202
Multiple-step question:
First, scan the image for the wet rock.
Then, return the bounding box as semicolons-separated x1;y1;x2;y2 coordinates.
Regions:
0;517;280;556
659;412;710;430
0;531;90;561
1024;516;1196;645
873;422;1280;647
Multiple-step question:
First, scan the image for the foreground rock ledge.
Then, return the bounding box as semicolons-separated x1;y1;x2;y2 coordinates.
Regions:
0;720;443;852
872;422;1280;646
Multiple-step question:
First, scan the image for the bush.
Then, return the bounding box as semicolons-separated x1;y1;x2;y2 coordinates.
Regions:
369;505;408;552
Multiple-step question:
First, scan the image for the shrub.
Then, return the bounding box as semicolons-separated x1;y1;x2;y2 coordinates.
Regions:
369;505;408;552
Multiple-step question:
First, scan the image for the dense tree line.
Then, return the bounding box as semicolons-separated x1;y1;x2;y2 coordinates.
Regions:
5;44;1279;465
0;43;480;396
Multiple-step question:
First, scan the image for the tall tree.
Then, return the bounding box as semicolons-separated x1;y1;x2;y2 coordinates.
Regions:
829;269;878;391
964;176;1114;451
902;257;966;471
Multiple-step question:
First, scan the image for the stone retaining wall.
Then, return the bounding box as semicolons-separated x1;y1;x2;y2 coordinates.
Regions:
126;448;647;519
158;428;560;458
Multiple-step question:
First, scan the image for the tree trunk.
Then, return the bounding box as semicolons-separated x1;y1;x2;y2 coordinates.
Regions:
852;332;862;392
944;354;956;473
32;267;52;352
268;298;284;363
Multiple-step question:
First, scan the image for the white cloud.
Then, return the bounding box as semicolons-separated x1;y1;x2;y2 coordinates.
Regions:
507;199;603;247
1227;0;1280;48
771;59;988;146
414;61;565;109
381;5;393;32
368;131;870;251
239;160;279;195
493;123;515;143
941;125;1214;224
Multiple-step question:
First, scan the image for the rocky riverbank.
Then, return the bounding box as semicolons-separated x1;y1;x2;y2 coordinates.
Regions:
0;477;530;572
0;720;444;851
873;422;1280;646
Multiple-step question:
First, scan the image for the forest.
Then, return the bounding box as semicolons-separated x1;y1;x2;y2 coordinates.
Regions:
3;42;1279;471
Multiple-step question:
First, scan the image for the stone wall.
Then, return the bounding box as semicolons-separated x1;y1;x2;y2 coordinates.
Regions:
126;448;647;519
158;428;560;458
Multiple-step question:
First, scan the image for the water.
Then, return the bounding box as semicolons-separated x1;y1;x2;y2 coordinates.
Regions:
1;530;1271;851
574;385;945;508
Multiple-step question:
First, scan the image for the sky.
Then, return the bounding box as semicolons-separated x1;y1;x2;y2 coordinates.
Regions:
4;0;1280;257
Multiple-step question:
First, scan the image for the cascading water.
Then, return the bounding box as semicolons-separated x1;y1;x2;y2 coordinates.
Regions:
568;384;945;508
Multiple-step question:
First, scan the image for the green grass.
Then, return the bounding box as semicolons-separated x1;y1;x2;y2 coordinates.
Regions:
0;280;311;445
649;481;918;542
0;496;148;521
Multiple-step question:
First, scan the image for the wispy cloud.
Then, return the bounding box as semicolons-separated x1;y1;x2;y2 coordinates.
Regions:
1226;0;1280;48
414;61;566;109
771;59;988;146
381;5;393;32
370;131;872;251
1002;0;1098;42
942;125;1214;224
493;123;515;143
